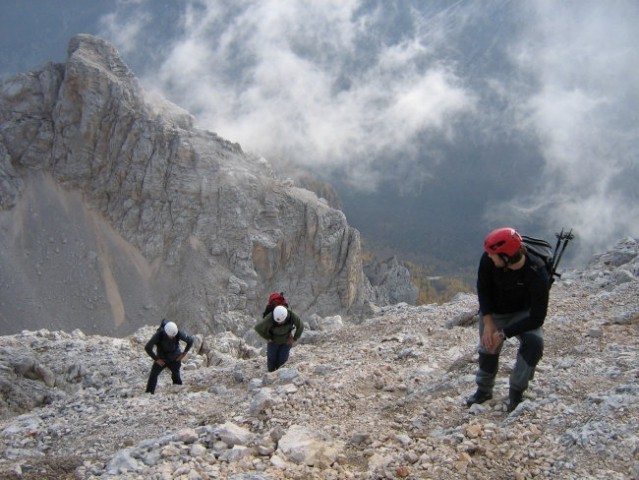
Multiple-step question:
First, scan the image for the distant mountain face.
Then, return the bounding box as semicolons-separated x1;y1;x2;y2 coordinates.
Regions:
0;35;374;337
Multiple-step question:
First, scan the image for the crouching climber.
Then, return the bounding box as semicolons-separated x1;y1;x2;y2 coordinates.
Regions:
467;227;549;412
145;319;194;394
255;305;304;372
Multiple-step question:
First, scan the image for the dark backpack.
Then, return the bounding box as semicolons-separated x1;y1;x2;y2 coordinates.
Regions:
262;292;289;318
522;229;573;289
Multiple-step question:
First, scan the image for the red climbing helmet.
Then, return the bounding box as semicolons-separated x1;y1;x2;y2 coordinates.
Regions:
484;227;522;256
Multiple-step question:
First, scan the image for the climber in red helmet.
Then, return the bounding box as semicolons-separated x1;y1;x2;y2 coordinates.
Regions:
467;227;550;412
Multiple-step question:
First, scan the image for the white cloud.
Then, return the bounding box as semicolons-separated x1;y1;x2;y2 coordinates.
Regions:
99;0;639;260
106;0;476;189
498;0;639;257
387;69;473;137
98;10;148;55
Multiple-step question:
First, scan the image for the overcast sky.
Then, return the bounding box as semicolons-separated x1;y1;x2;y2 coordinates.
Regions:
494;1;639;254
95;0;639;262
102;1;477;189
2;0;637;265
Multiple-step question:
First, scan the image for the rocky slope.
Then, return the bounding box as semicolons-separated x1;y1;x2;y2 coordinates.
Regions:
0;34;380;338
0;238;637;479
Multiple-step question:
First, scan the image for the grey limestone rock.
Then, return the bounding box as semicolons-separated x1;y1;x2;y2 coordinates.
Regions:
0;34;372;337
0;238;638;478
364;255;419;306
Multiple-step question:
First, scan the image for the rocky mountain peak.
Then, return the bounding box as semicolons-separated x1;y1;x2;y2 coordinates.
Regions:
0;34;386;337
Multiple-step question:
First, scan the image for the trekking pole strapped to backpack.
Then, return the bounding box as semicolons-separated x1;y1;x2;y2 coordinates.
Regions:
521;228;573;288
552;228;574;275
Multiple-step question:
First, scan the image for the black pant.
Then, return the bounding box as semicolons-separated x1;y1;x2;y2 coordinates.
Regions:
145;360;182;394
267;342;292;372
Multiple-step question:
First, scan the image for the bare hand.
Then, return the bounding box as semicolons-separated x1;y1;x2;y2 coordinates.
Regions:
481;324;495;350
155;359;166;367
480;315;502;353
488;331;504;353
287;338;296;346
176;354;185;362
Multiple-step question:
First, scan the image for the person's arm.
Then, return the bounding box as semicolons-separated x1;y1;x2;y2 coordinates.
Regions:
291;312;304;341
476;254;499;351
254;316;272;341
145;332;160;361
179;331;194;353
176;331;194;361
476;253;495;316
502;268;549;338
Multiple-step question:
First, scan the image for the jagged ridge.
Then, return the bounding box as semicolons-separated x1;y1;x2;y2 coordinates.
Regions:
0;34;378;337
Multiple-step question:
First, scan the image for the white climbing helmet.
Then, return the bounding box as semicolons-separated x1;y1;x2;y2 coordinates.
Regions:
164;321;178;337
273;305;288;324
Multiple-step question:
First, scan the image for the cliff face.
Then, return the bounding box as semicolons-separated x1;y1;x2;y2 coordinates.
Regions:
0;34;372;336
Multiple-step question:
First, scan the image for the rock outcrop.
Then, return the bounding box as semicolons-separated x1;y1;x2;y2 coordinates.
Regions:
0;34;373;336
364;256;419;306
0;238;638;479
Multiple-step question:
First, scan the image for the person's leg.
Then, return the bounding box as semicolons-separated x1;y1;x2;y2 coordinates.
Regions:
275;343;292;370
167;361;183;385
508;327;543;410
146;362;165;394
266;343;279;372
468;312;504;406
474;352;499;394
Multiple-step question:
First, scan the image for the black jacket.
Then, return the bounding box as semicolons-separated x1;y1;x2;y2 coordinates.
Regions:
145;320;194;362
477;252;550;338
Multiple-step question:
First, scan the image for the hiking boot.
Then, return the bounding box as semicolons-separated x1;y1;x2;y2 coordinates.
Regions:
507;388;523;412
466;390;492;407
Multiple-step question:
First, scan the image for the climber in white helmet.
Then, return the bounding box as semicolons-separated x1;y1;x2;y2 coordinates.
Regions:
144;318;194;394
254;302;304;372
